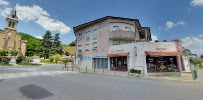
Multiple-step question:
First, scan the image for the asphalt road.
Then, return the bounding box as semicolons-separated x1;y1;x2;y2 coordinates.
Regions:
0;65;203;100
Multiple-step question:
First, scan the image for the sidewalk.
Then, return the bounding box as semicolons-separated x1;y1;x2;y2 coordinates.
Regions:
69;67;201;84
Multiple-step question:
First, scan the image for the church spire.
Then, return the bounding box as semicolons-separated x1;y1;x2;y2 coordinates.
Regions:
5;6;18;30
8;7;18;20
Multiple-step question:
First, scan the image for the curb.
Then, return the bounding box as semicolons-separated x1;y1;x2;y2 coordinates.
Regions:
71;71;200;84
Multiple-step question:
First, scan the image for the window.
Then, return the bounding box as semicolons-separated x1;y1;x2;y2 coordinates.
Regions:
92;42;97;50
78;45;82;50
113;40;120;45
78;34;82;40
86;31;90;41
92;58;108;69
12;22;15;28
112;26;119;31
92;29;97;40
125;27;131;31
85;44;90;50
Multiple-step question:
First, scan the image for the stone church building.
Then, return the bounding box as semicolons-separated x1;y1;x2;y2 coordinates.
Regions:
0;8;26;56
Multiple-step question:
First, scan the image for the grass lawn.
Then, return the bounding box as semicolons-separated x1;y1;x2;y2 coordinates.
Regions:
0;63;13;66
18;63;42;66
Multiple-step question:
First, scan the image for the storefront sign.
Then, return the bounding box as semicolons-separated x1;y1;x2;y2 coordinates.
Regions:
156;48;167;51
111;49;124;53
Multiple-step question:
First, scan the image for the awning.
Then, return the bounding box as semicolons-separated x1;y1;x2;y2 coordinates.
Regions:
107;52;129;57
146;51;183;56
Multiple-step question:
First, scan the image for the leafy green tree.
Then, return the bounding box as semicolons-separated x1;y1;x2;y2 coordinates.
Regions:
201;54;203;59
68;41;75;46
52;33;63;55
18;32;40;56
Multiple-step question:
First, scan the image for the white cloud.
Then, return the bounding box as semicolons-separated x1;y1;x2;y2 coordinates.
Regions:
199;34;203;37
0;0;9;5
165;21;185;30
151;35;158;42
35;36;43;39
191;0;203;6
0;4;71;34
0;7;11;17
181;36;203;55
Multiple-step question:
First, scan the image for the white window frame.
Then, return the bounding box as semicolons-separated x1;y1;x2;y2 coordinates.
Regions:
92;42;97;50
86;31;90;42
92;29;97;40
78;45;82;50
113;40;120;45
78;34;82;40
125;27;131;31
85;44;90;51
112;26;119;31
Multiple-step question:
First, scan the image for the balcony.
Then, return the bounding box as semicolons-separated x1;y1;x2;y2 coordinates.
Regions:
109;30;135;40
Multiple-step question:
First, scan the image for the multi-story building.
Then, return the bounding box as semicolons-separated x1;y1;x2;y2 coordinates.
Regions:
73;16;190;74
73;16;151;68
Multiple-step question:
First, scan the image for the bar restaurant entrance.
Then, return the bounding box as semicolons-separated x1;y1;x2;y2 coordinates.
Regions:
110;57;128;71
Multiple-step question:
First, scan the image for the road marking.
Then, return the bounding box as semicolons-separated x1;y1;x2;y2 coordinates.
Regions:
0;71;75;80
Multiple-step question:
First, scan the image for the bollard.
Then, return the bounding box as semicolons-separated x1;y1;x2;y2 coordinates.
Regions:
114;67;115;74
67;65;69;71
86;66;87;73
103;67;104;74
128;69;129;76
94;67;95;74
79;67;80;72
72;66;73;71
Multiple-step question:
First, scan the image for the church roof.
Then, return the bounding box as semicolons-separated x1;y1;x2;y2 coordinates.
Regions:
7;7;18;20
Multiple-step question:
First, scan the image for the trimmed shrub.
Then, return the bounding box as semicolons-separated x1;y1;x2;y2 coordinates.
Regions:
9;50;18;56
0;50;7;56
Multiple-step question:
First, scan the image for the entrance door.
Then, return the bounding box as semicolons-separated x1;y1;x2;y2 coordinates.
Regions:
110;57;127;71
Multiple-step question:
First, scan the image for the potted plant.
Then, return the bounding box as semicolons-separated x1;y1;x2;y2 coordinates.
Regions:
130;67;141;75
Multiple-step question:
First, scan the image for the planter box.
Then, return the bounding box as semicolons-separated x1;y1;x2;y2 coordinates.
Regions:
130;70;141;75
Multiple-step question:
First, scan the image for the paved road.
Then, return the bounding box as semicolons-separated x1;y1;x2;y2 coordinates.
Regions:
0;65;203;100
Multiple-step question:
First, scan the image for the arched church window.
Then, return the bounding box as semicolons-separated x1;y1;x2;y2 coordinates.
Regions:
7;38;11;47
12;22;15;28
9;21;12;27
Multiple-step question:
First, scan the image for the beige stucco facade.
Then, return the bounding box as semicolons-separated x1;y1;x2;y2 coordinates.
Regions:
73;16;151;69
0;8;26;56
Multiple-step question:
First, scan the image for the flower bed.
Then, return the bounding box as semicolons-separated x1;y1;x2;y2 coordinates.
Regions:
130;67;141;75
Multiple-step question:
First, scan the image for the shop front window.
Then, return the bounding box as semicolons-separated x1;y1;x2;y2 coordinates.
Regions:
146;56;178;72
93;58;108;69
110;57;127;71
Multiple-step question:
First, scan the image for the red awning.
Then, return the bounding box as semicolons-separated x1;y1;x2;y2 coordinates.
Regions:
107;52;129;57
146;51;183;56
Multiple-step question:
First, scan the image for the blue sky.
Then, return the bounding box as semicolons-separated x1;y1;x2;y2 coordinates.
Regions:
0;0;203;55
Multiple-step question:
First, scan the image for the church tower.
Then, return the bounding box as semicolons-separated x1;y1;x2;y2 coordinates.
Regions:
5;7;18;30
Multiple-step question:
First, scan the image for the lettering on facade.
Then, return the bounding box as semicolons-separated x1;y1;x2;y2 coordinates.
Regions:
111;49;124;53
156;48;167;51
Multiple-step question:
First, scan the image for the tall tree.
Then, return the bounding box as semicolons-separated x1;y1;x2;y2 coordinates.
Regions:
52;33;63;55
18;32;40;56
41;31;53;59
